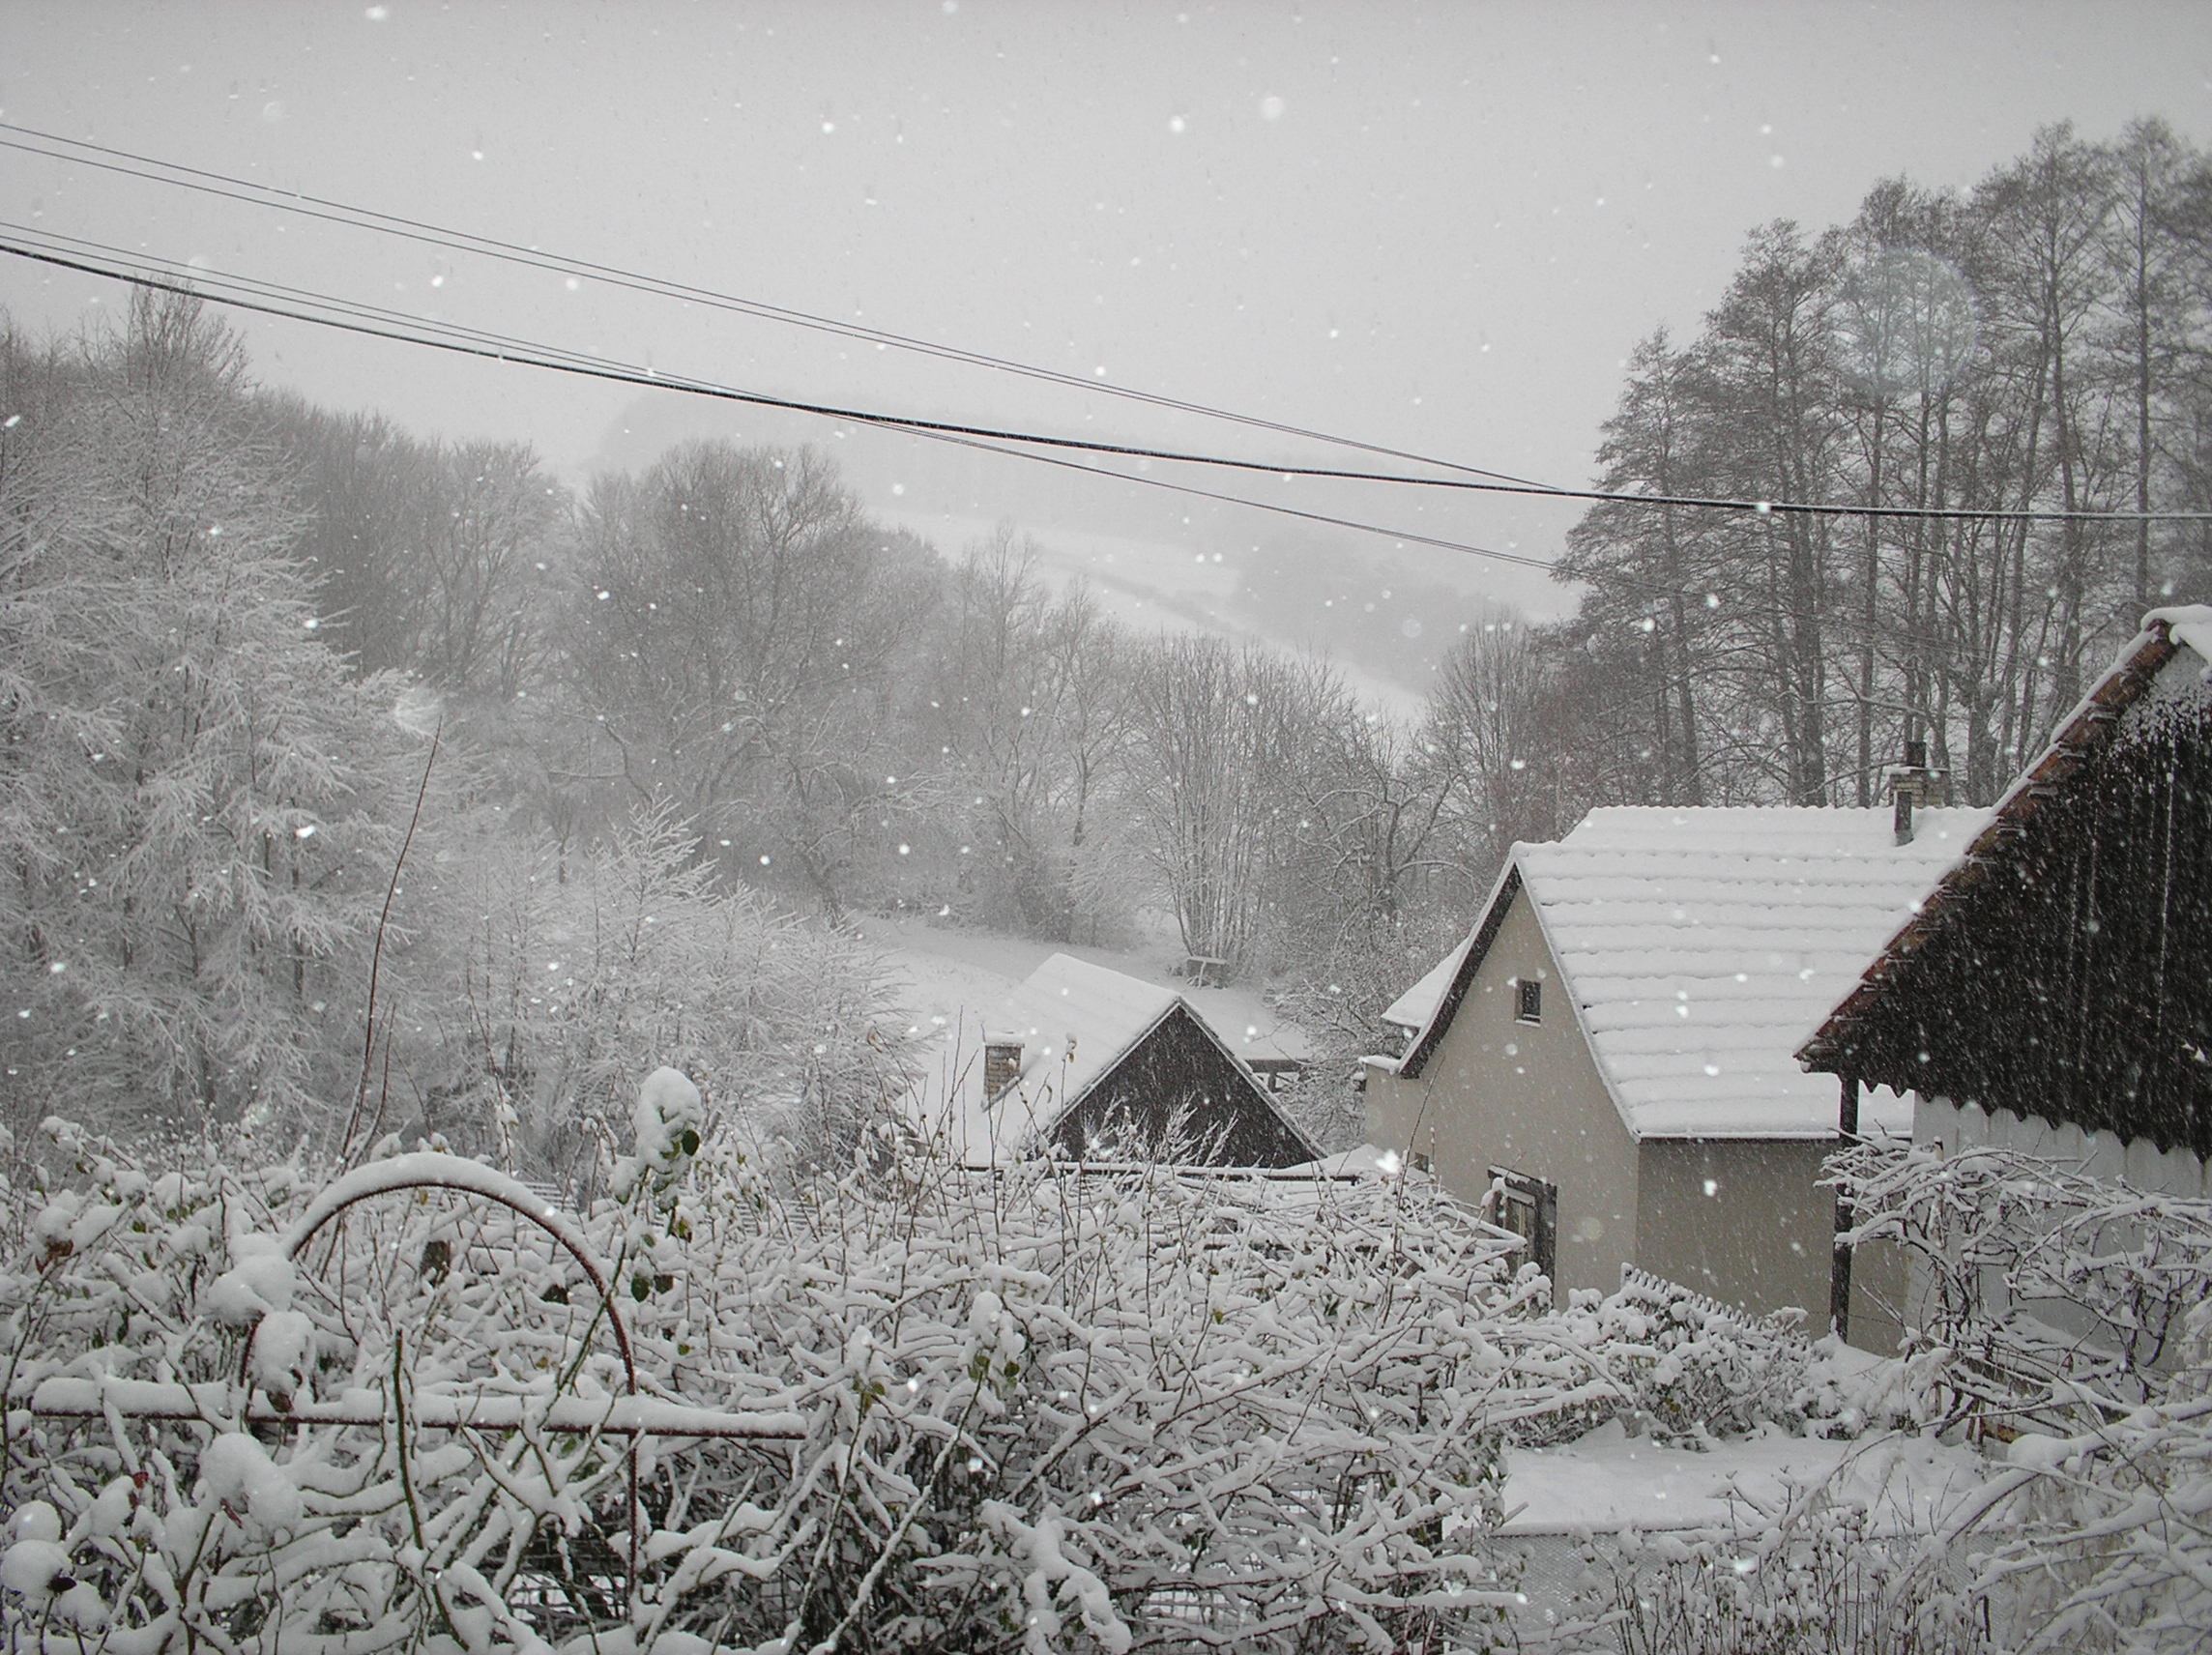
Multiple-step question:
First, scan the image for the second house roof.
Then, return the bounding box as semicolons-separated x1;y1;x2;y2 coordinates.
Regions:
908;952;1313;1164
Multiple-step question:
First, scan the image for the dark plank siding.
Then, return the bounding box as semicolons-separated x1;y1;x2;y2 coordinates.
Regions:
1046;1005;1314;1167
1828;692;2212;1158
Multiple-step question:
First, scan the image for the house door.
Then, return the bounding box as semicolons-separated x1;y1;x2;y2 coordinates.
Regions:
1490;1165;1558;1284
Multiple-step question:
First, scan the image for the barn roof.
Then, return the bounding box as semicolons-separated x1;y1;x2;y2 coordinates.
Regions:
1397;804;1988;1140
1799;606;2211;1073
905;952;1313;1166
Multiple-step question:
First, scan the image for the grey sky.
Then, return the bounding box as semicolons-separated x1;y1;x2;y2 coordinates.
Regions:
3;0;2207;646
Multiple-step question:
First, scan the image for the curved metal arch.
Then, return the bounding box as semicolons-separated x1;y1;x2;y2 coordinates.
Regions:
282;1174;639;1398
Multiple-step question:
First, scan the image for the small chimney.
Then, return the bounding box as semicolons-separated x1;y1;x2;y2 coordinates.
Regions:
982;1034;1024;1101
1890;739;1929;845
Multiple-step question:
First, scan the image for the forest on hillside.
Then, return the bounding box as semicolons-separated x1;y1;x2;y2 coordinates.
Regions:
1;120;2206;1175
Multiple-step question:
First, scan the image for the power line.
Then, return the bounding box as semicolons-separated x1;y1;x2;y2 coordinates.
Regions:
0;227;1561;585
918;426;1566;577
7;123;2209;528
0;122;1555;493
0;228;1990;655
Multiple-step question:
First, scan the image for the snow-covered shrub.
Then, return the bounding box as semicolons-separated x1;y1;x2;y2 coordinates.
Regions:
1962;1398;2212;1653
423;798;910;1192
1819;1140;2212;1651
1528;1490;1994;1655
4;1086;1931;1654
1446;1274;1815;1453
1588;1273;1814;1445
1831;1139;2212;1434
0;1118;678;1653
645;1145;1539;1652
0;1095;1579;1652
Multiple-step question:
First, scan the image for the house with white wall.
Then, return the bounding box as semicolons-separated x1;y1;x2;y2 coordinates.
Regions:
1364;803;1984;1343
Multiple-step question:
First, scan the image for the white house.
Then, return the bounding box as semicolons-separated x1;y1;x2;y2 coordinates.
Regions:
1364;802;1986;1341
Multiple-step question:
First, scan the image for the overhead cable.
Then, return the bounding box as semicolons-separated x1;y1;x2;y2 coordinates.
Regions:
0;229;2002;652
7;125;2209;526
0;122;1554;492
0;229;1560;586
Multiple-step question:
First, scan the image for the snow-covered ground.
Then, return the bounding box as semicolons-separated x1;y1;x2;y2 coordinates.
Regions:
1498;1418;1987;1537
853;910;1314;1066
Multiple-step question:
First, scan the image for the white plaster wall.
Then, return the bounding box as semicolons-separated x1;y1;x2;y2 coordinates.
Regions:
1365;889;1642;1301
1636;1138;1836;1323
1919;1094;2212;1198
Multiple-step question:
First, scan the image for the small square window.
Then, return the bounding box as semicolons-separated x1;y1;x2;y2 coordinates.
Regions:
1516;977;1543;1024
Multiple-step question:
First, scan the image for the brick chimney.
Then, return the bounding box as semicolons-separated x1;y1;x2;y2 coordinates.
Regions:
983;1034;1024;1100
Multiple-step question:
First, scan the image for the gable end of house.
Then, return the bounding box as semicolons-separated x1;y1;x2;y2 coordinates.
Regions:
1401;863;1525;1081
1045;1001;1322;1167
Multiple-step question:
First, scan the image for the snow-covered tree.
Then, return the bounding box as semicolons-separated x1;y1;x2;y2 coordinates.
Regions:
919;529;1140;939
269;401;568;701
562;442;939;915
0;295;414;1139
421;799;909;1191
1127;635;1357;974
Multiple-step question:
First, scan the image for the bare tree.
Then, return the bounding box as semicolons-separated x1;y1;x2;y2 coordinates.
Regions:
1128;635;1351;973
1547;122;2212;812
270;405;566;699
922;527;1137;937
563;442;937;914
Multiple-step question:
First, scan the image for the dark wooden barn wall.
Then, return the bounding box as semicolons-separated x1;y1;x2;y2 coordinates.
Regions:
1046;1005;1311;1167
1835;695;2212;1158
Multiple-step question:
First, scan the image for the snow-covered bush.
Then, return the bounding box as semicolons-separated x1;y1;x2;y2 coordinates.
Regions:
0;1117;679;1653
1417;1271;1816;1455
422;798;910;1192
9;1088;1979;1653
641;1144;1540;1652
0;1095;1575;1652
1819;1140;2212;1651
1585;1272;1814;1446
1831;1140;2212;1434
1528;1490;1994;1655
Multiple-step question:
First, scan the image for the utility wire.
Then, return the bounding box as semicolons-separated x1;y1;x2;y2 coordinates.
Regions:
8;123;2210;527
3;224;695;385
0;227;1561;584
0;227;1994;656
0;122;1556;493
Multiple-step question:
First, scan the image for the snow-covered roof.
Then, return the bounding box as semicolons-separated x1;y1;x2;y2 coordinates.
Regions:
904;952;1300;1165
1402;804;1990;1140
2147;603;2212;673
1382;934;1473;1030
1290;1142;1407;1179
865;916;1312;1064
1965;605;2212;852
1802;606;2212;1070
